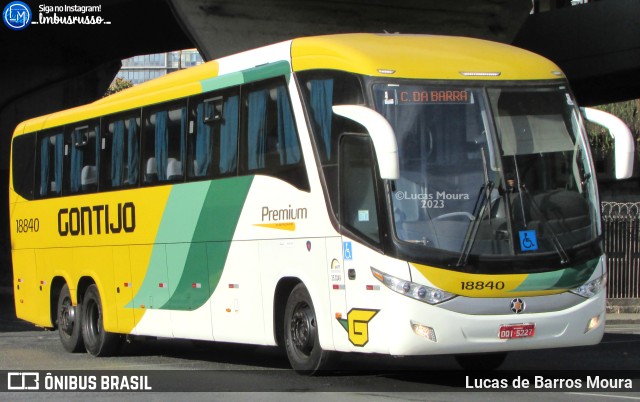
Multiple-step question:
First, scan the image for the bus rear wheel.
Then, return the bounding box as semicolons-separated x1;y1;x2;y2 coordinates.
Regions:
81;284;121;357
284;283;334;374
57;284;84;353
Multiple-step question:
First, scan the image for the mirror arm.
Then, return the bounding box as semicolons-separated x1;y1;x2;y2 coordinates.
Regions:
332;105;399;180
581;107;634;180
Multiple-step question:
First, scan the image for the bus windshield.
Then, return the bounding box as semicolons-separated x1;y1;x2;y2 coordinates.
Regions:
373;83;599;262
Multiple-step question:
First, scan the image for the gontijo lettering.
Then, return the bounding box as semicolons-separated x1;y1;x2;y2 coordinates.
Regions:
58;202;136;236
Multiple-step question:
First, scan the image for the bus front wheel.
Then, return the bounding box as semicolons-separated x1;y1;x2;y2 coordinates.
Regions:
57;284;84;353
284;283;334;374
80;284;121;357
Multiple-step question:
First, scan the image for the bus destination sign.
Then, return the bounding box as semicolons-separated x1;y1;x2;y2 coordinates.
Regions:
384;87;472;105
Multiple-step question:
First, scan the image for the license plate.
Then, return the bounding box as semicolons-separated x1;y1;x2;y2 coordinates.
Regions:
499;323;535;339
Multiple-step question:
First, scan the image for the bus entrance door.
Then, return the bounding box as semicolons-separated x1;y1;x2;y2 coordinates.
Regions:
326;236;349;350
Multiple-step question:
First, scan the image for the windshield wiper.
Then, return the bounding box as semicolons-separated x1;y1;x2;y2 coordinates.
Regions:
456;148;493;267
512;155;569;264
518;184;570;264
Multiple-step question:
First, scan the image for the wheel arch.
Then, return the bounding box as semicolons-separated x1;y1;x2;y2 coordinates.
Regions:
49;275;98;328
77;276;97;304
273;276;302;347
49;276;67;329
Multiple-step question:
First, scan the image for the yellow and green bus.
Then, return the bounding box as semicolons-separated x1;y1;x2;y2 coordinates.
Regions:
9;34;616;372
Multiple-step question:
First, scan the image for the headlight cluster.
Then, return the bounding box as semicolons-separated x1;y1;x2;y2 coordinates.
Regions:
371;267;456;304
570;274;606;298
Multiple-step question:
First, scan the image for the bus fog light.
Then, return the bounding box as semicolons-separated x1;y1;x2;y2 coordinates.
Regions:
585;314;602;333
411;321;437;342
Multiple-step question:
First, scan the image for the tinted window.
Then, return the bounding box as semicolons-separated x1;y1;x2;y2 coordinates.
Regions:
241;80;308;191
340;135;380;244
66;121;99;194
187;91;239;180
142;103;187;185
297;70;364;164
11;134;36;200
36;130;64;198
298;71;365;211
101;113;140;190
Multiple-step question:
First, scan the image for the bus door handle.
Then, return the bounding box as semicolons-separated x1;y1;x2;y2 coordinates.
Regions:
496;230;509;240
348;269;356;280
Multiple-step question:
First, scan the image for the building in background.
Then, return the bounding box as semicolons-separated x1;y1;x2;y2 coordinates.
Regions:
116;49;204;85
533;0;590;13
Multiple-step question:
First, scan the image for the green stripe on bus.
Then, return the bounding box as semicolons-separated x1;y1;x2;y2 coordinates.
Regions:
241;61;291;83
128;183;209;309
161;175;254;310
511;257;599;292
200;61;291;93
126;176;254;311
201;72;244;93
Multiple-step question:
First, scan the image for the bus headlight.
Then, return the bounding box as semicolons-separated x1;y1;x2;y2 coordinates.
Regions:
371;267;456;305
570;274;606;298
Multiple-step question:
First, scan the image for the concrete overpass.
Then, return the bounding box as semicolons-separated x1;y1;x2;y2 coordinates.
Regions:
513;0;640;106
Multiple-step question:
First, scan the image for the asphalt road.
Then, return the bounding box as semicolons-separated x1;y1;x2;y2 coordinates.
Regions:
1;288;639;401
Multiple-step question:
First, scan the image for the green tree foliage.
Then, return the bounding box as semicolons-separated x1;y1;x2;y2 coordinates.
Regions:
104;77;133;97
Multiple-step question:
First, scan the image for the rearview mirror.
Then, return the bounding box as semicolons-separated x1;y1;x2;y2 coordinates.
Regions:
332;105;399;180
582;107;634;180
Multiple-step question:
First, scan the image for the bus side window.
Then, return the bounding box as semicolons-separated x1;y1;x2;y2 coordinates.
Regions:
298;70;364;212
241;80;308;190
11;133;36;200
187;92;239;180
339;135;381;245
101;114;140;190
298;71;364;164
66;121;99;194
36;131;64;198
143;103;186;185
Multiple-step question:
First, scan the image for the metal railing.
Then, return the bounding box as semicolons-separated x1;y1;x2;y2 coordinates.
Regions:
601;201;640;299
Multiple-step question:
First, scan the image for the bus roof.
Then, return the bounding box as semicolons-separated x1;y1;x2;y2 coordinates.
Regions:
291;34;563;81
15;33;564;136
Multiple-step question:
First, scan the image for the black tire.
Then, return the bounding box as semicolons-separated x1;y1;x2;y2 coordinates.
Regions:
455;352;508;371
284;283;334;374
81;284;121;357
56;284;84;353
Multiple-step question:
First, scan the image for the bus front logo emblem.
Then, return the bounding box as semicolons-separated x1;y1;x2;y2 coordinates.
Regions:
510;298;525;314
337;308;379;347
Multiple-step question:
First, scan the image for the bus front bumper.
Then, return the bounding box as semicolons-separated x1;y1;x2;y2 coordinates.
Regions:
381;291;605;356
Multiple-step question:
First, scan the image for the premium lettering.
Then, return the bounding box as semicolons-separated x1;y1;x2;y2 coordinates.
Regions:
262;205;308;222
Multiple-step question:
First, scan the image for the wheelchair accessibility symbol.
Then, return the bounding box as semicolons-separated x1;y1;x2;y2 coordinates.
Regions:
519;230;539;251
343;241;353;260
